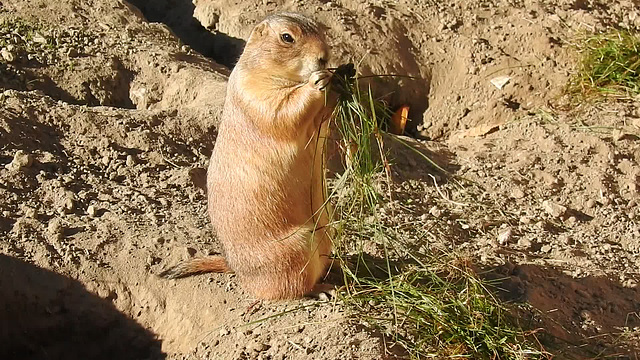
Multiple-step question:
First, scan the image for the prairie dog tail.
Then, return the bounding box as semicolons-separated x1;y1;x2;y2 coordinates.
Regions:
159;255;231;279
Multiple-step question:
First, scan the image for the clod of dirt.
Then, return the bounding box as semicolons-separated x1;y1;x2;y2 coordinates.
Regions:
4;150;33;171
542;200;567;218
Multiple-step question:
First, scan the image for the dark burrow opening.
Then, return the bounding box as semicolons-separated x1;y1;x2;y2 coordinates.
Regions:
126;0;245;69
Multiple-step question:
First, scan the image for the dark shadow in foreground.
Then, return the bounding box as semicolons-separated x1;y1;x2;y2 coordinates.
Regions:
0;254;165;360
484;263;640;359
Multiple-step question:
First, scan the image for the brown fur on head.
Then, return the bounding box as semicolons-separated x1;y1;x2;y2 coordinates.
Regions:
238;12;330;84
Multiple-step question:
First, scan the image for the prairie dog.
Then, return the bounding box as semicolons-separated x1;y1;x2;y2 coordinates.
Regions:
162;13;335;299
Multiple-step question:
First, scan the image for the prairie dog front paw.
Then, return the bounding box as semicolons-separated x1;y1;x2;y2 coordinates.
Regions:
309;70;332;91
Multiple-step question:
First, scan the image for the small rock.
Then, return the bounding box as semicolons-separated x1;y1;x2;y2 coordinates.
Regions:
170;62;183;73
497;227;513;245
559;234;575;245
247;341;270;353
219;327;230;337
532;170;559;188
126;155;136;167
517;237;532;249
23;206;37;218
1;47;15;62
32;34;47;44
612;129;638;141
585;199;596;209
623;279;637;288
62;197;75;214
490;75;511;90
510;188;525;199
429;206;443;218
540;244;552;253
5;150;33;171
87;205;97;217
542;200;567;218
317;292;330;301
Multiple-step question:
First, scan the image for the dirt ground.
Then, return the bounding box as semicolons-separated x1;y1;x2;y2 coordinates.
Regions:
1;0;640;359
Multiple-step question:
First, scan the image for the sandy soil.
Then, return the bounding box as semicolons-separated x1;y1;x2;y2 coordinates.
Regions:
1;0;639;359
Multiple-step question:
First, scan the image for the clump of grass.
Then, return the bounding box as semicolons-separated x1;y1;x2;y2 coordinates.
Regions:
568;30;640;100
326;65;545;359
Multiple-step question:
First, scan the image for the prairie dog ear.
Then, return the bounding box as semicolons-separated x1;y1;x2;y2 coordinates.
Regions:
250;22;269;39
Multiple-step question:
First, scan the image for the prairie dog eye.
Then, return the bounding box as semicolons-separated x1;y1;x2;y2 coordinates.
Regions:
281;33;295;43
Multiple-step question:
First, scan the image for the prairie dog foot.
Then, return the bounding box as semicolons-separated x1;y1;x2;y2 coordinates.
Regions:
306;283;336;301
309;70;332;91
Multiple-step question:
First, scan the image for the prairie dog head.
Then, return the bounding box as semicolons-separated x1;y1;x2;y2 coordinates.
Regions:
240;13;330;83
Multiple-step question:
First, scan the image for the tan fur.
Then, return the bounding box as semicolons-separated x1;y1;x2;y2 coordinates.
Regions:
162;13;334;300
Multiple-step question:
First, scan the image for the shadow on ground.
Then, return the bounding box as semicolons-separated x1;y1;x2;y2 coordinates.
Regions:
126;0;245;69
0;254;165;360
485;263;640;359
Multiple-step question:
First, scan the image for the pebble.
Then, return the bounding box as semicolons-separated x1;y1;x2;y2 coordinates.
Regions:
497;227;513;245
61;197;75;214
87;205;98;217
585;199;596;209
247;341;270;353
429;206;443;218
559;234;575;245
1;47;15;62
542;200;567;218
519;216;532;225
510;188;525;199
540;244;552;253
517;237;532;249
219;328;230;337
490;75;511;90
5;150;33;171
126;154;136;167
23;206;37;218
